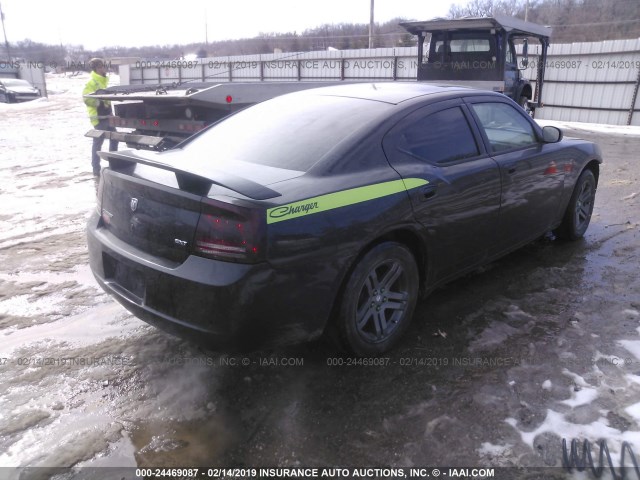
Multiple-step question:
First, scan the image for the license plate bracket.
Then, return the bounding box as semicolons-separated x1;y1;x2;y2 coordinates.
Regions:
104;254;146;300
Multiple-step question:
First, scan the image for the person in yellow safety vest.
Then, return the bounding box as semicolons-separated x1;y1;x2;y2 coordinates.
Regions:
83;58;117;177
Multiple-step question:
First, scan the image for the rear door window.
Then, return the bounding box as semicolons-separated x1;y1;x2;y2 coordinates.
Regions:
395;106;480;165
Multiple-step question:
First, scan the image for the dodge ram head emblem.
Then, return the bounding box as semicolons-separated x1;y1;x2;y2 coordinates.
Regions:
130;198;138;212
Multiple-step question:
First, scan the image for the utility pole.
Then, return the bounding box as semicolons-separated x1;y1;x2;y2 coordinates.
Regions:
0;2;11;61
525;0;529;21
205;7;209;46
369;0;375;49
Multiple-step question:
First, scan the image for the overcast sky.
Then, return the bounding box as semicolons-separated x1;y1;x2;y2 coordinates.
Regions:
1;0;462;50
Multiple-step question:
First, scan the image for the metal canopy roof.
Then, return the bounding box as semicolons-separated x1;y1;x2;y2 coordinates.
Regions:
400;14;551;39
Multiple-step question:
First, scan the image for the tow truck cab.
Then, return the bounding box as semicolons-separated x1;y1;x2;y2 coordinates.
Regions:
400;14;551;114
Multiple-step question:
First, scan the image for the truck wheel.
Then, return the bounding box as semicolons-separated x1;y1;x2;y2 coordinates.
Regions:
334;242;419;356
554;169;597;241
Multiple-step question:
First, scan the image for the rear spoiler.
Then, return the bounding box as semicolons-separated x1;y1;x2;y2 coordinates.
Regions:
99;151;281;201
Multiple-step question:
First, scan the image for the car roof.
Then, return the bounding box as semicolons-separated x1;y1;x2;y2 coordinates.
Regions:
292;82;480;105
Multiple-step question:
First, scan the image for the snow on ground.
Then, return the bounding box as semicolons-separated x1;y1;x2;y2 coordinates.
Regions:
536;118;640;136
0;74;220;474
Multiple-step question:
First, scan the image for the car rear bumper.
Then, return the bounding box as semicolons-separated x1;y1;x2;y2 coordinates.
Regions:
87;212;328;351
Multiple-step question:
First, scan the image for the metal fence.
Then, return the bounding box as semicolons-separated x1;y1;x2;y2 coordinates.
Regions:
120;39;640;126
528;38;640;126
120;47;419;84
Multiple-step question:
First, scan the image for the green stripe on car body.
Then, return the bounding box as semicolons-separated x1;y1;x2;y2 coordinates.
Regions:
266;178;429;224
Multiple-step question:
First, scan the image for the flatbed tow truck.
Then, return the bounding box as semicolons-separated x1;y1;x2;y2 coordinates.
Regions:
85;81;341;150
85;15;550;151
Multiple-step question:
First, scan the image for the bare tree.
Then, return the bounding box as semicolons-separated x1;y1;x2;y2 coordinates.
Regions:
525;0;640;42
447;0;640;42
448;0;526;18
6;0;640;63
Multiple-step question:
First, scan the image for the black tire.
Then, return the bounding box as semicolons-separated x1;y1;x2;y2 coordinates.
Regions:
334;242;419;356
555;169;597;240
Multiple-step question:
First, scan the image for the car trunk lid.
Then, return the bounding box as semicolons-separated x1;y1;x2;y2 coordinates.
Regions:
98;150;274;264
100;168;202;264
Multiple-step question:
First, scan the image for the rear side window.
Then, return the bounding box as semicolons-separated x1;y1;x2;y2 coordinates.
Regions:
430;32;496;62
470;102;537;152
179;94;391;172
396;107;480;164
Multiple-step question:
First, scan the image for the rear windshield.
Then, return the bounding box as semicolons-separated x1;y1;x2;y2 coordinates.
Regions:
179;93;392;172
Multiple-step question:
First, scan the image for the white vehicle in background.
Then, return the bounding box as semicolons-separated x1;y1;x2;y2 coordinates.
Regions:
0;78;41;103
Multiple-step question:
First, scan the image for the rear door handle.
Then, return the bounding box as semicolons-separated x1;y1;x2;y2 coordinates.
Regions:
421;185;437;200
505;163;518;175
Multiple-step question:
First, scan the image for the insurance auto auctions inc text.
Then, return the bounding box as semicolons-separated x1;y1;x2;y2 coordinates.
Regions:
239;467;495;478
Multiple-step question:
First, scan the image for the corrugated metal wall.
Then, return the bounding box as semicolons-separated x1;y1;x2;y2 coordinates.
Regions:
121;40;640;126
532;39;640;125
19;64;47;97
123;47;419;84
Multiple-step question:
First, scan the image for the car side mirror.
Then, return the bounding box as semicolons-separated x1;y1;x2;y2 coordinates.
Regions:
542;125;563;143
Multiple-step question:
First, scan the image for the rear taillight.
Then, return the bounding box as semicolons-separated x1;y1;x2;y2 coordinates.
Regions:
193;201;264;263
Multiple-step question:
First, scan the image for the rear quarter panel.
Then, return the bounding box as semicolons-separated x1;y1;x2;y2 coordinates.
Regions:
258;139;422;338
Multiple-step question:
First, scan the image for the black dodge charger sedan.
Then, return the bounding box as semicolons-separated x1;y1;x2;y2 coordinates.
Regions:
87;83;602;355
